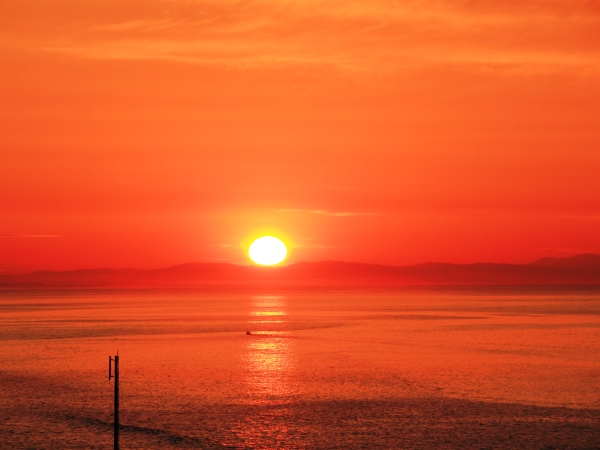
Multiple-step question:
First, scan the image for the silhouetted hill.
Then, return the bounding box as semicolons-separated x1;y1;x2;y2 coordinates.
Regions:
1;254;599;288
529;253;600;269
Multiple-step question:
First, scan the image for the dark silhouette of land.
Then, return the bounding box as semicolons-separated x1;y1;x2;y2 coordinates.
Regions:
1;254;599;288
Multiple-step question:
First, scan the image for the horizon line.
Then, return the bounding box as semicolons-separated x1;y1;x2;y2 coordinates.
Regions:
3;252;600;276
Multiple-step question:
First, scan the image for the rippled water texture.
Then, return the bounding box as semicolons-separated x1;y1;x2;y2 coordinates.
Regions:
1;287;599;448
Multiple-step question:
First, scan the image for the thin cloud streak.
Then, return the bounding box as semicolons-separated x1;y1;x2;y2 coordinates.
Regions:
278;209;376;217
0;234;60;238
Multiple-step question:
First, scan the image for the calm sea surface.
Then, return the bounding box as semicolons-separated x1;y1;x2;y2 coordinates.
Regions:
1;287;599;449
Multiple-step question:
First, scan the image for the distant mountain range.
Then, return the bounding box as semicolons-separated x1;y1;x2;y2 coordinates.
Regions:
1;254;599;288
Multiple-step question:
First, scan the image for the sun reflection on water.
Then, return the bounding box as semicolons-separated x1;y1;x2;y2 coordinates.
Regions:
245;337;294;402
231;295;300;448
243;295;296;405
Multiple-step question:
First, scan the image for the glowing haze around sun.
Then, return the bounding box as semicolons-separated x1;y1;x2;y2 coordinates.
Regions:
248;236;287;266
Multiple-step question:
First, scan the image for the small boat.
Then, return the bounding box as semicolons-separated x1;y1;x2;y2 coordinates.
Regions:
246;331;252;335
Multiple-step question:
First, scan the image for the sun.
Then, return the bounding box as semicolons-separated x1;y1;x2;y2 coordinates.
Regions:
248;236;287;266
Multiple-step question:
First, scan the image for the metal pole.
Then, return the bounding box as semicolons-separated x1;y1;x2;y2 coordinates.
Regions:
114;354;119;450
109;354;120;450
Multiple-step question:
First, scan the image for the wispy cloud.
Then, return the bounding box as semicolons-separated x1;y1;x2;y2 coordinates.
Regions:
278;209;375;217
88;18;192;33
0;234;60;238
14;0;596;74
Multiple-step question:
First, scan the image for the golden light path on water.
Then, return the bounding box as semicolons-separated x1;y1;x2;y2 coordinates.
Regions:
234;295;298;446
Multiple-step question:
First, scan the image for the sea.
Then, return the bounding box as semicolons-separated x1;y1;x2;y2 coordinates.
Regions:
1;286;599;449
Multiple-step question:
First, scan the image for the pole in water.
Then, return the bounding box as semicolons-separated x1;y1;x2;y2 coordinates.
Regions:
109;353;119;450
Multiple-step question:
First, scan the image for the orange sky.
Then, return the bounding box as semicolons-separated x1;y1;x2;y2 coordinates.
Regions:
1;0;599;272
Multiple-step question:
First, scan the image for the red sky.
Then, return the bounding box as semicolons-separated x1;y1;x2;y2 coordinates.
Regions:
1;0;599;272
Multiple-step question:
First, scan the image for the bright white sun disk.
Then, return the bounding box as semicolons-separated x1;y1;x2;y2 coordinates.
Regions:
249;236;287;265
